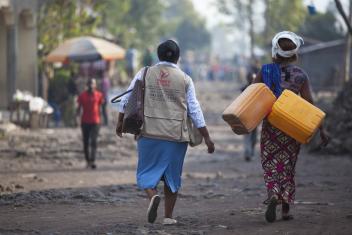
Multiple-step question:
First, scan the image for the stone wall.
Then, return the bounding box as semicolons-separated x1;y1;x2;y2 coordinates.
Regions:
0;0;37;109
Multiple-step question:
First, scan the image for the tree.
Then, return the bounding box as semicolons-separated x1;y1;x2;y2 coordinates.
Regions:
174;19;211;51
163;0;211;52
101;0;165;48
299;11;344;42
37;0;104;63
218;0;256;58
218;0;306;55
263;0;307;44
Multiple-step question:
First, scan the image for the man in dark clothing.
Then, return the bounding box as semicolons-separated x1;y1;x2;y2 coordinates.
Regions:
243;58;260;161
142;47;154;66
77;78;104;169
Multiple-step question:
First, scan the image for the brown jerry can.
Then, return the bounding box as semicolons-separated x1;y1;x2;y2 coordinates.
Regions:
222;83;276;134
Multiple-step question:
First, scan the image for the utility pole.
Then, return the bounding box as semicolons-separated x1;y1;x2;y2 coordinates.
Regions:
2;6;17;107
248;0;254;59
335;0;352;82
344;0;352;82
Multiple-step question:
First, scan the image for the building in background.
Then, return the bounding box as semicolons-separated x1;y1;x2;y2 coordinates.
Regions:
299;39;347;91
0;0;38;108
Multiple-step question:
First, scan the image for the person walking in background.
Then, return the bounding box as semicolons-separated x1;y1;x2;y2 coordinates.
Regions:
242;58;260;162
100;71;110;126
125;44;138;78
142;47;154;67
116;40;215;225
253;31;329;223
77;78;104;169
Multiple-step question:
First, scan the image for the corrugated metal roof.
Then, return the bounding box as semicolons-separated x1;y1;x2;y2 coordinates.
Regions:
299;39;346;54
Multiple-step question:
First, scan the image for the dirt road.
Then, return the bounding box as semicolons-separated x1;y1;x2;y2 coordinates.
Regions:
0;82;351;235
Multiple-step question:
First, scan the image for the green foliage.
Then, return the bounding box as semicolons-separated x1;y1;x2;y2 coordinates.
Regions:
299;12;344;42
101;0;165;48
175;19;211;51
101;0;211;52
217;0;307;50
38;0;210;58
163;0;211;52
48;69;70;104
264;0;307;41
37;0;104;63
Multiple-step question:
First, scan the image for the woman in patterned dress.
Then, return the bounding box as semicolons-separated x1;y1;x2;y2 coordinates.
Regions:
253;32;329;223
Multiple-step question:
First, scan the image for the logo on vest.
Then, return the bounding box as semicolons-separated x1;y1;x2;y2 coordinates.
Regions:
157;70;171;87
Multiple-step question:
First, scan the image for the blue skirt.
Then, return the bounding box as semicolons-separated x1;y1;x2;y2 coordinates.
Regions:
137;137;188;193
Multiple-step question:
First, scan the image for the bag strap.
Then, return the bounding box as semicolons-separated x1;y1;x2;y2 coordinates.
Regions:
142;66;149;86
141;66;149;117
110;66;149;103
110;89;133;103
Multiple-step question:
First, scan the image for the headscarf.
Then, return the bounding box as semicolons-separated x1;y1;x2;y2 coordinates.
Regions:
272;31;304;59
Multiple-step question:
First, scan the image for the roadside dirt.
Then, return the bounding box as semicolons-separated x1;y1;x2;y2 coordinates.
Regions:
0;82;351;235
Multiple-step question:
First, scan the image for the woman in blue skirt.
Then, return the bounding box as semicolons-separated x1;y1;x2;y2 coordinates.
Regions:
116;40;215;225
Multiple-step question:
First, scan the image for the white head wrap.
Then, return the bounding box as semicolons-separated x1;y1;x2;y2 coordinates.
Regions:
272;31;304;58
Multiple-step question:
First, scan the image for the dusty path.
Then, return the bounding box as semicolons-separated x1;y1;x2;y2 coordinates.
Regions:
0;82;351;234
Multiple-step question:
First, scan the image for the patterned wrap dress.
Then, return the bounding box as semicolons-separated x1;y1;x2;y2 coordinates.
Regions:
261;63;309;204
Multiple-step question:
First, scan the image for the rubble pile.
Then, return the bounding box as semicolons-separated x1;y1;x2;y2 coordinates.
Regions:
324;80;352;155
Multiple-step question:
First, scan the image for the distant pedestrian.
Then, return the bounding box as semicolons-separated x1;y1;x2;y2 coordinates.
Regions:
242;58;260;162
116;40;215;225
77;78;104;169
253;31;329;223
142;47;154;66
181;59;193;77
125;45;138;78
100;72;110;126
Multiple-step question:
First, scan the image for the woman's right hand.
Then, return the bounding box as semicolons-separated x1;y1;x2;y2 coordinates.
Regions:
319;128;329;147
204;136;215;153
116;112;125;138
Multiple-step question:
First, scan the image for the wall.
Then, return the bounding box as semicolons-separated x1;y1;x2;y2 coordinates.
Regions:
299;46;346;91
17;9;37;95
0;0;37;109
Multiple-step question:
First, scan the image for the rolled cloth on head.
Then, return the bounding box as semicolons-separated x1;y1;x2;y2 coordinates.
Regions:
271;31;304;58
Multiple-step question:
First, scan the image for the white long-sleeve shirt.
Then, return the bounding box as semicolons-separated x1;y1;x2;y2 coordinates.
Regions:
119;61;206;128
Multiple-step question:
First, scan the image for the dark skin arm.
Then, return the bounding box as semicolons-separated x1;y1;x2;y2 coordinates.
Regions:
252;69;262;84
116;112;215;153
76;104;81;126
115;112;124;137
300;79;329;147
198;126;215;153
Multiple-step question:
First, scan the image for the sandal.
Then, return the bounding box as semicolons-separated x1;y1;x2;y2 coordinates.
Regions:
163;218;178;225
147;195;161;223
282;202;293;220
265;197;278;223
282;214;294;220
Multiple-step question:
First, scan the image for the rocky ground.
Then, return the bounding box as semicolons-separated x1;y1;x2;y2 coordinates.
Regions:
0;81;351;235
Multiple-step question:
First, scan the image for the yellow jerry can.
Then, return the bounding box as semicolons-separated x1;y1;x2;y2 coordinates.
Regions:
268;89;326;144
222;83;276;134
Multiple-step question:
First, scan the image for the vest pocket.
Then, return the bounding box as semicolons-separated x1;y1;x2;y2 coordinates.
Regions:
143;109;184;141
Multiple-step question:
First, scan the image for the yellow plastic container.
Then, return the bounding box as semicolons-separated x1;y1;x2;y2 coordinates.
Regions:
268;89;326;144
222;83;276;134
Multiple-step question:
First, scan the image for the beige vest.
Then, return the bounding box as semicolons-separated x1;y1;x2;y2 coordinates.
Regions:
142;64;190;142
